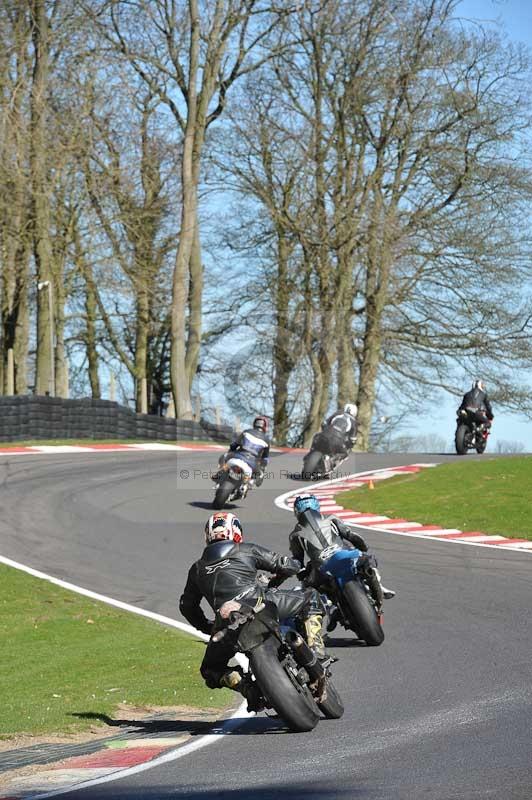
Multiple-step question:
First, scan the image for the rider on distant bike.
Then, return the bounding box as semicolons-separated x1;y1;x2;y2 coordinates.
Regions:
319;404;358;458
212;416;270;486
457;381;494;429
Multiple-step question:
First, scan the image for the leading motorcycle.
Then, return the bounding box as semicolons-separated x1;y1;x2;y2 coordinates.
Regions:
455;409;491;455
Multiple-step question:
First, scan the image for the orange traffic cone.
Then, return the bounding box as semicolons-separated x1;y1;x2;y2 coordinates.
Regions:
368;479;375;490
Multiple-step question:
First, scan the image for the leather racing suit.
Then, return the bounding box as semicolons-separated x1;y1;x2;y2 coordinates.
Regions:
179;539;324;689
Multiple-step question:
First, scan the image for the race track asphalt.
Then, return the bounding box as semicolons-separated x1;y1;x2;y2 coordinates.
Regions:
0;449;531;800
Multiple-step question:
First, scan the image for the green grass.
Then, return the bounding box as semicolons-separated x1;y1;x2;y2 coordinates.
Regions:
336;457;532;540
0;564;230;739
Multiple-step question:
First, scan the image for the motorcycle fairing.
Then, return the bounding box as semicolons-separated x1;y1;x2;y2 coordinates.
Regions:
319;548;363;588
226;456;253;478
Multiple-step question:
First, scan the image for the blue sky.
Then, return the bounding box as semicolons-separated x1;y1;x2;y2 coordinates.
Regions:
458;0;532;45
411;0;532;453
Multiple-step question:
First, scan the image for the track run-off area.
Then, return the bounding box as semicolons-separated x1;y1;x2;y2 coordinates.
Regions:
0;448;531;800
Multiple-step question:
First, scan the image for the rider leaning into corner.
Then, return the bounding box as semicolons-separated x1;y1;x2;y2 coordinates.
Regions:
457;380;494;428
320;403;358;457
288;495;395;631
212;416;270;487
179;511;327;711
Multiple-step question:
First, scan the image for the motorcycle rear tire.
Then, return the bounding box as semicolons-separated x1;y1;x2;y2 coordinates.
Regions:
316;678;344;719
302;450;324;480
455;424;469;455
212;480;235;510
249;637;320;733
341;579;384;646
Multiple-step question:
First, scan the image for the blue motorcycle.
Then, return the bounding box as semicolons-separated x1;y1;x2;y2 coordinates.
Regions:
317;547;385;647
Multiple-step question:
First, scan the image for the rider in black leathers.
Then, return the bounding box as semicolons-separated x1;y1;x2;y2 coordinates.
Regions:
458;380;494;427
179;511;326;710
320;403;358;457
212;416;270;486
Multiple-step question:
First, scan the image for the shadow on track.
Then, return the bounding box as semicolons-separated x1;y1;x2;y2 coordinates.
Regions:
187;500;244;511
71;711;307;737
70;781;369;799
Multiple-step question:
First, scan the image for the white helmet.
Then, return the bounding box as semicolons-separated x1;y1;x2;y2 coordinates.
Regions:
472;380;484;391
344;403;358;417
205;512;243;544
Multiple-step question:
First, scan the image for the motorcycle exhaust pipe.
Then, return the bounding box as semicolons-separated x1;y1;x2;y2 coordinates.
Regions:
285;631;324;683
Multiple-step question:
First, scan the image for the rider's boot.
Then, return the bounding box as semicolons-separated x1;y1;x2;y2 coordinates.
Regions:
326;605;341;633
220;669;263;713
303;614;326;660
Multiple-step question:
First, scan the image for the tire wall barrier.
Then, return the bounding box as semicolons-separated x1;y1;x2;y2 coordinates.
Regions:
0;396;233;443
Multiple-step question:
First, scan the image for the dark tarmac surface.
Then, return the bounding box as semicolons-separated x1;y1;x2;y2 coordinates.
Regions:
0;449;530;799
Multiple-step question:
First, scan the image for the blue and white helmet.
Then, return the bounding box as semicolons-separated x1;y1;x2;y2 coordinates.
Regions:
293;494;321;517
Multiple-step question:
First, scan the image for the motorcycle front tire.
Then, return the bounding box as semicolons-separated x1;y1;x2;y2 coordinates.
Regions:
249;637;320;733
341;579;384;646
455;424;469;455
212;479;236;510
302;450;324;480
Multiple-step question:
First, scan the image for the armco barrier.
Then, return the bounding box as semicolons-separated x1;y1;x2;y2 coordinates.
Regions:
0;396;233;443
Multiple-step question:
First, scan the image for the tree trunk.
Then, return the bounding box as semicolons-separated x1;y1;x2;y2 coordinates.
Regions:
30;0;54;396
135;284;150;412
54;276;69;397
185;221;202;389
84;268;101;399
272;231;295;444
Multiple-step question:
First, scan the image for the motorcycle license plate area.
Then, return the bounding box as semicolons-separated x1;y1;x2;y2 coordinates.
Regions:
226;457;253;481
319;548;361;587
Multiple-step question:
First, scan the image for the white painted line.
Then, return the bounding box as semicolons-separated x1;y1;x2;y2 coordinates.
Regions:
22;702;252;800
31;446;97;453
0;553;254;799
0;554;208;640
378;522;423;530
496;541;532;549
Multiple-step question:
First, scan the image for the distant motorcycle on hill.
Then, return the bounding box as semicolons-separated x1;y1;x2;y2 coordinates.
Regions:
455;409;491;455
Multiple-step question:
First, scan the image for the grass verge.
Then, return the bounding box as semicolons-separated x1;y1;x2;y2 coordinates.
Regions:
0;564;230;740
336;456;532;540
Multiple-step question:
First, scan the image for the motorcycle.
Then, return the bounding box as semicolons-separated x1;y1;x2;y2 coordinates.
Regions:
212;456;256;509
214;598;344;732
316;547;385;646
294;516;386;646
302;432;348;480
455;409;491;455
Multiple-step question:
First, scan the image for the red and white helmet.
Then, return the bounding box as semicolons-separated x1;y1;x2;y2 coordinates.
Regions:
205;512;243;544
253;416;268;433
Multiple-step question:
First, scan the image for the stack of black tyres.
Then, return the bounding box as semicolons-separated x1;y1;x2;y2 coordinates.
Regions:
0;396;233;443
